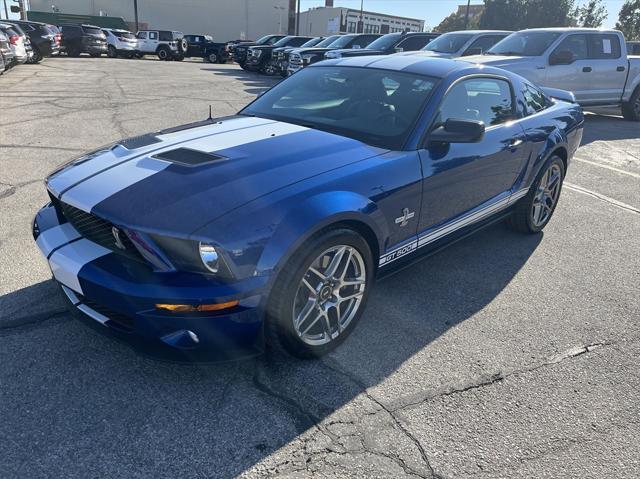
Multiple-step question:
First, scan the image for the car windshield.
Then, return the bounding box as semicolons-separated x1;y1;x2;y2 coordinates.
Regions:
424;33;474;53
255;35;272;44
114;30;135;39
83;26;102;36
487;31;562;56
273;36;294;47
241;66;438;150
365;33;401;50
316;35;341;47
329;35;357;48
300;37;322;48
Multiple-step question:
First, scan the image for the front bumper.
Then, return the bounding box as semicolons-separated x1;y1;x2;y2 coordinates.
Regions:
33;203;267;361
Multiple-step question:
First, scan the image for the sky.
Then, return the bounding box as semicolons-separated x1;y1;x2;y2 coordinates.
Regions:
299;0;627;30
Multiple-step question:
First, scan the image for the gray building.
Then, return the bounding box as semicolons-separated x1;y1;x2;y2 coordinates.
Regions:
28;0;296;41
298;6;424;37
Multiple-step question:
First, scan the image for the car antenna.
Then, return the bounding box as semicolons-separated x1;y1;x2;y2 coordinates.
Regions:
208;104;213;121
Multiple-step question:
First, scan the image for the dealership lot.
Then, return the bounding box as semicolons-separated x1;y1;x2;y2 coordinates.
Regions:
1;58;639;478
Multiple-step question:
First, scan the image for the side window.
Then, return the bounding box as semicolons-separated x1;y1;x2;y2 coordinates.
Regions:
158;31;172;41
438;78;513;127
397;36;429;51
136;31;147;39
551;34;588;61
588;34;621;59
522;82;548;115
148;31;158;40
464;35;505;55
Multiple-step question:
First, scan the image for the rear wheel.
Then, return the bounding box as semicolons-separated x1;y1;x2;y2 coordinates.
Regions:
508;155;565;234
30;48;43;63
66;46;80;57
621;87;640;121
266;228;373;358
207;52;218;63
157;46;170;60
107;45;117;58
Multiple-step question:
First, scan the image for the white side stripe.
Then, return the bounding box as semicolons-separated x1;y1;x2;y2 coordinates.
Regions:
61;157;170;213
48;238;111;294
36;222;81;258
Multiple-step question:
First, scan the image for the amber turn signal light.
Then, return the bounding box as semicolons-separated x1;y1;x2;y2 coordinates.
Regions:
155;301;239;313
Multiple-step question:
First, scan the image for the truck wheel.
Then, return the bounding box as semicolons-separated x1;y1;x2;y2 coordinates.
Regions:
207;52;218;63
67;46;80;57
107;46;117;58
621;87;640;121
157;46;170;61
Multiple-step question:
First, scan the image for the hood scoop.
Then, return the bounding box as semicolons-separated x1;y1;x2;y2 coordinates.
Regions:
153;148;226;167
119;134;161;150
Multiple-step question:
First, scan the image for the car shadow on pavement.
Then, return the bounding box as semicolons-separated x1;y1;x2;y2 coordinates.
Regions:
580;112;640;145
201;66;282;95
0;221;543;477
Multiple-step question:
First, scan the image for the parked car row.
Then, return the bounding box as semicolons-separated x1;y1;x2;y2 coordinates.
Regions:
0;19;61;74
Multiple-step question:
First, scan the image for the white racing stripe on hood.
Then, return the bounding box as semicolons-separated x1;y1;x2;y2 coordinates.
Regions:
36;222;81;258
61;157;170;213
49;238;111;294
47;116;275;197
59;120;308;213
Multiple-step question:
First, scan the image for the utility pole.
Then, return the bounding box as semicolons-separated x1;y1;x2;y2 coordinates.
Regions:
359;0;364;33
295;0;300;35
133;0;139;32
464;0;471;29
3;0;8;19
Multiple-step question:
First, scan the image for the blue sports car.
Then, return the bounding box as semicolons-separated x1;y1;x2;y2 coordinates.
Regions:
33;56;583;359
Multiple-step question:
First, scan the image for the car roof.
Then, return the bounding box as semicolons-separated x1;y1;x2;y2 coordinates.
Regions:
517;27;620;33
316;55;475;78
437;30;512;35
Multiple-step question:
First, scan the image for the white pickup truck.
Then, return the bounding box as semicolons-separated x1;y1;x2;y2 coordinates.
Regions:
466;28;640;121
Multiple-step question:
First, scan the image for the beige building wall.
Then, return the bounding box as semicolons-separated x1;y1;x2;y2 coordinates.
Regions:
29;0;291;41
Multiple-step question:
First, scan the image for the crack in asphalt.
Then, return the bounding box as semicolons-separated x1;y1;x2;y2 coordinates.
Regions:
390;341;610;413
0;144;85;152
0;179;43;200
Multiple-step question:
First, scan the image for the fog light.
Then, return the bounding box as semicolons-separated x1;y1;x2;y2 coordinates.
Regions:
155;301;239;313
199;242;219;273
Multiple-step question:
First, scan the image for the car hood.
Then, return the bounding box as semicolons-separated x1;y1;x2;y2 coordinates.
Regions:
46;116;385;237
295;47;334;55
333;48;381;57
395;50;455;58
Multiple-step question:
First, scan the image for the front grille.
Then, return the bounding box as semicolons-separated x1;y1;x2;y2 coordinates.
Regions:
289;54;302;67
77;293;134;332
52;197;145;264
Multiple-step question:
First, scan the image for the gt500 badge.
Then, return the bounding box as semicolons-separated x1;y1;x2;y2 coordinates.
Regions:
379;240;417;266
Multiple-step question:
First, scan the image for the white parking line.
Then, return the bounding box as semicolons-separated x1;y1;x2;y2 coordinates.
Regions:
564;182;640;215
574;158;640;179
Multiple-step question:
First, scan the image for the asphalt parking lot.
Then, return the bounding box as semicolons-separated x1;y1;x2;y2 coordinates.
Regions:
1;57;639;478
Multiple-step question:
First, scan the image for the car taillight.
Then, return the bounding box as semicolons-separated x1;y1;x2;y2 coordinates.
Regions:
9;35;18;45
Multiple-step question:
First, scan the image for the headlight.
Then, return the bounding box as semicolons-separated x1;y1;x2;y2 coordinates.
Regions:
199;242;219;273
302;54;315;64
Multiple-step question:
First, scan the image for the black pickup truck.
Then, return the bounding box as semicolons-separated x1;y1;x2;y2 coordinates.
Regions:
271;36;326;76
324;32;439;60
184;34;229;63
244;35;314;73
232;34;287;68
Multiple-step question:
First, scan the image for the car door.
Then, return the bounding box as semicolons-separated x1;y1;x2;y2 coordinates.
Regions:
136;31;148;51
545;34;590;102
147;31;158;52
586;33;627;104
418;76;527;232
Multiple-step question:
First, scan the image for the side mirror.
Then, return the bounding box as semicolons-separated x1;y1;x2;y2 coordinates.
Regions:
428;119;485;144
462;47;482;56
394;47;404;53
549;50;574;65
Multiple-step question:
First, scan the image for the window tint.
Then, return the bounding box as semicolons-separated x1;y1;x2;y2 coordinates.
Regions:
425;33;474;53
464;35;506;55
353;35;378;48
158;31;172;41
82;26;102;35
588;34;621;59
242;66;437;150
439;78;513;127
397;35;430;51
488;31;562;56
136;31;147;39
552;34;588;61
522;82;548;115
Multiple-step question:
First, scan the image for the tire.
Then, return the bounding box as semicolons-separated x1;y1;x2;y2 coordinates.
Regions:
89;52;102;57
178;38;188;54
67;46;80;57
157;46;170;61
508;155;565;234
266;228;374;359
30;49;43;63
262;61;277;76
134;52;143;59
240;62;251;71
107;45;117;58
207;52;218;63
621;86;640;121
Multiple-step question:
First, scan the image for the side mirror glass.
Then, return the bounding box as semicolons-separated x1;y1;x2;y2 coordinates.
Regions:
549;50;574;65
462;47;482;56
428;118;485;144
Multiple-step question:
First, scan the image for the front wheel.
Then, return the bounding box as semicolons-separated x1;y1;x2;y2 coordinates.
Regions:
207;52;218;63
508;155;565;234
266;228;373;358
621;87;640;121
107;45;117;58
157;47;170;61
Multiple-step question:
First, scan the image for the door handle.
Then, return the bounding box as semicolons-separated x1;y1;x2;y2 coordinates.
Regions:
508;138;523;150
582;66;592;72
617;66;626;72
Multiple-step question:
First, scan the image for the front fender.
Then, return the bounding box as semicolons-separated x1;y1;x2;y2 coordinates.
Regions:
256;191;386;277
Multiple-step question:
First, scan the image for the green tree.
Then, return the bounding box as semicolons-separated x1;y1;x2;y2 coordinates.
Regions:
434;10;479;33
479;0;577;30
576;0;608;27
615;0;640;40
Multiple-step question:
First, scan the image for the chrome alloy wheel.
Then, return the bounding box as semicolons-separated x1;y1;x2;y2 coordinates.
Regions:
292;245;366;346
531;163;562;227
